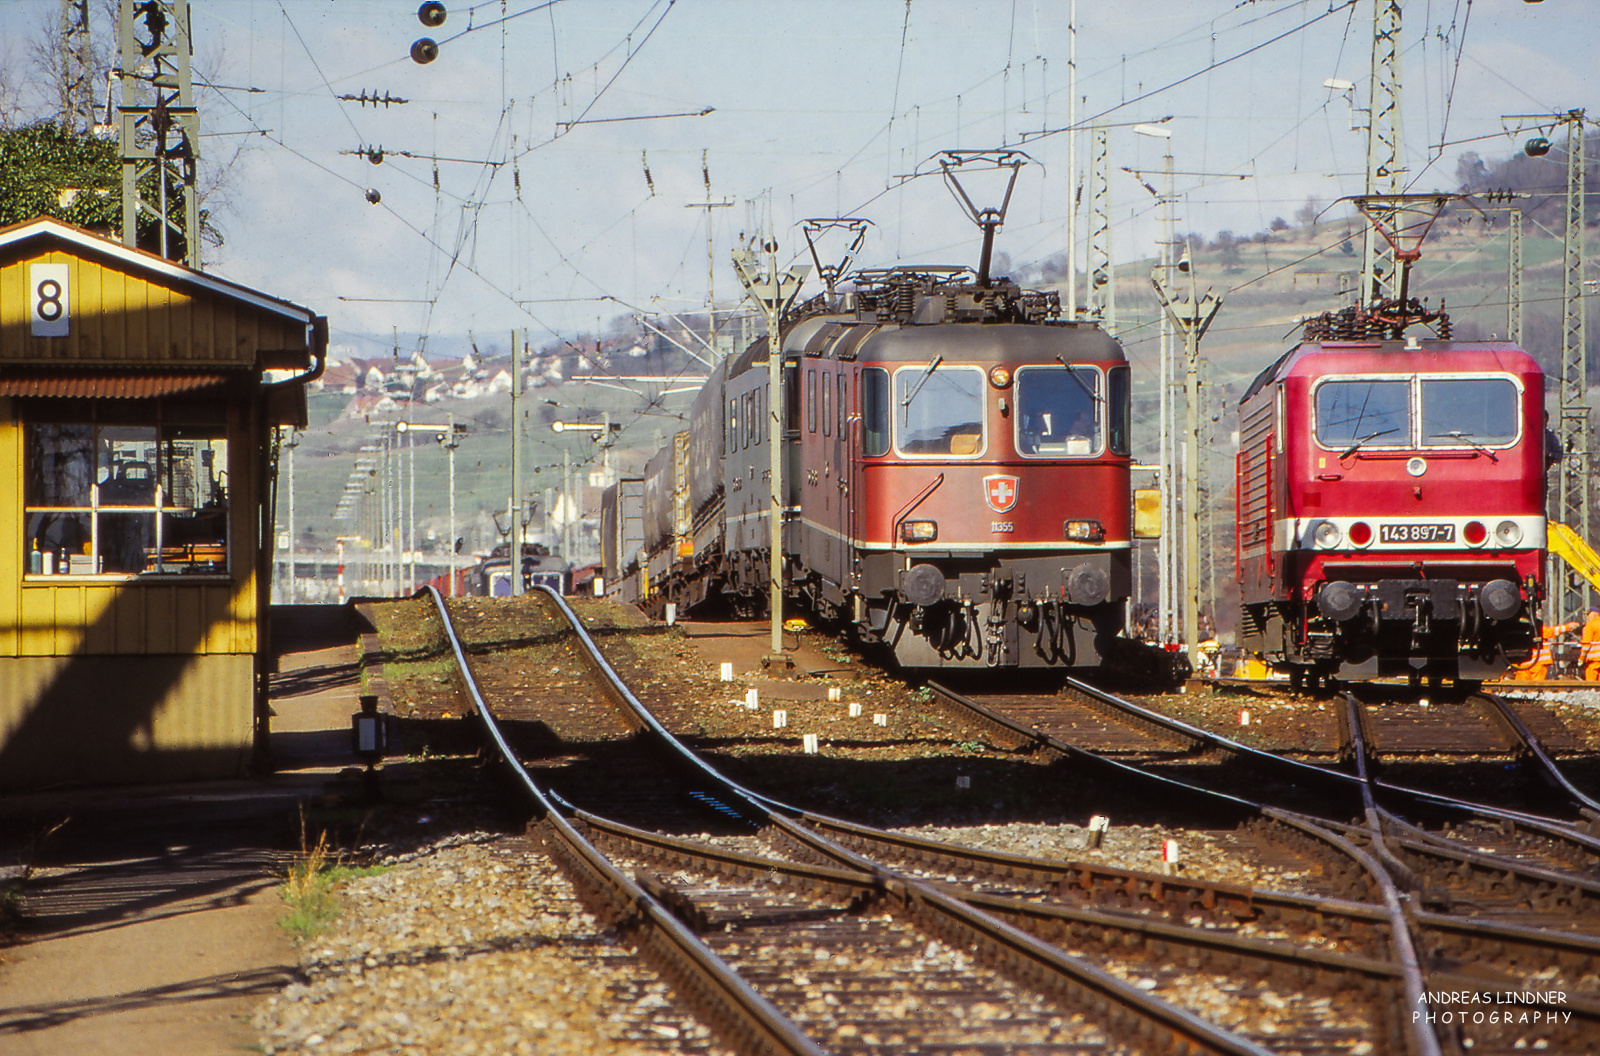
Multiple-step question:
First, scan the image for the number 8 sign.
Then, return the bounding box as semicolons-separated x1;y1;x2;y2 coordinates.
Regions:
30;264;69;337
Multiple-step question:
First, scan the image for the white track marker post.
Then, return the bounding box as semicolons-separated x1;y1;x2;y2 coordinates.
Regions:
1088;814;1110;849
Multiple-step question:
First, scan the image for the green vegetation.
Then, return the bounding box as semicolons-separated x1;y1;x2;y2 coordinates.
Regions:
0;121;215;252
0;121;119;230
278;825;387;941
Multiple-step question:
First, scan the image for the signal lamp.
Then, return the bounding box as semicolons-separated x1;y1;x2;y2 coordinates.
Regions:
1347;520;1373;547
1494;519;1524;547
411;37;439;64
988;366;1012;388
1313;520;1343;548
1064;519;1106;542
418;2;447;27
1464;520;1488;547
900;520;938;543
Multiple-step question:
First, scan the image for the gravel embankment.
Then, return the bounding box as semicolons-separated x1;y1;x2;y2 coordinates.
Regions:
254;831;729;1056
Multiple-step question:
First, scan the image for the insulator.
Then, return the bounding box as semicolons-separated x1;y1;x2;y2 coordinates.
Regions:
410;38;439;64
418;3;447;28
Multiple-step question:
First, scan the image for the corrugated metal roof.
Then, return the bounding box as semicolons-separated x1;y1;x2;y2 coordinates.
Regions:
0;372;232;398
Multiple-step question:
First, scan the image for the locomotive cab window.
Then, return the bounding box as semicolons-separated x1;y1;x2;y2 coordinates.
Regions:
25;417;230;577
1015;364;1101;457
861;367;889;456
1315;375;1521;451
838;374;848;437
894;363;984;457
1315;379;1410;451
1107;365;1132;456
1421;377;1518;447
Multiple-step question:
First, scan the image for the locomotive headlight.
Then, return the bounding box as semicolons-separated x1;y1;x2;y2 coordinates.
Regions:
1313;520;1343;548
1494;519;1524;547
1064;519;1106;542
1464;521;1488;547
901;520;938;543
1348;521;1373;547
988;366;1012;389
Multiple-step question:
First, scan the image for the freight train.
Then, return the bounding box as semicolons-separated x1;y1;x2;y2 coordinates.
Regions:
1235;303;1549;687
600;262;1161;672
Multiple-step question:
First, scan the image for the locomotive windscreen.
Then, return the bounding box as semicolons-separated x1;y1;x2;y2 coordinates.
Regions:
1315;379;1409;448
894;364;985;456
1315;374;1520;449
1017;365;1100;456
1420;377;1518;446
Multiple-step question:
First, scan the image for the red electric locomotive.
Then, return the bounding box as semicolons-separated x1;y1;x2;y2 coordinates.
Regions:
774;266;1135;668
608;264;1139;670
1236;315;1547;686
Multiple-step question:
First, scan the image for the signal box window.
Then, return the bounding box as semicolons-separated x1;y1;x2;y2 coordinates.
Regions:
861;367;889;456
1315;379;1409;450
1016;365;1100;457
1421;378;1518;446
25;420;229;577
895;364;984;457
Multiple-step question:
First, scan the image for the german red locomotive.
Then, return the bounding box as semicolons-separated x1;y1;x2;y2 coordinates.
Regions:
602;265;1140;670
1236;314;1547;685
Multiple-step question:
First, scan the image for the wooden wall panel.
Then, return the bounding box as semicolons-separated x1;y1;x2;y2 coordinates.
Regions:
0;249;307;367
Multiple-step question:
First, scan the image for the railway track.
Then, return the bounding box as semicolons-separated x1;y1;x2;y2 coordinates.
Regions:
400;588;1600;1054
437;587;1311;1054
921;679;1600;1051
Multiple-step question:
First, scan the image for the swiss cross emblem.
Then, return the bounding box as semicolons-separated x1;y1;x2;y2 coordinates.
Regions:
984;474;1019;513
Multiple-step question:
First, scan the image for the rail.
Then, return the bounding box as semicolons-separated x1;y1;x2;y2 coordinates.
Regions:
433;585;1281;1056
421;585;827;1056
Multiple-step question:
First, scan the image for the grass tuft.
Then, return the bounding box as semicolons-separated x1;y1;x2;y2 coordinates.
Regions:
278;812;386;941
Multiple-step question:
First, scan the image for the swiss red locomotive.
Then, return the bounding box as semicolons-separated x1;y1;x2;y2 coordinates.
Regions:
603;264;1142;671
1236;318;1547;686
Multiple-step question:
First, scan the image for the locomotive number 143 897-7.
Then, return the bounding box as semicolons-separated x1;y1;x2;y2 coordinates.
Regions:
1378;522;1455;544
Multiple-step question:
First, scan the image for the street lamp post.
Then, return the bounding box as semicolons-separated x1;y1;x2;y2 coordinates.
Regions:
551;416;622;566
399;418;469;594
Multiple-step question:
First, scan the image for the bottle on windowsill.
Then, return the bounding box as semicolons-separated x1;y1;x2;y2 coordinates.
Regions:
29;542;42;575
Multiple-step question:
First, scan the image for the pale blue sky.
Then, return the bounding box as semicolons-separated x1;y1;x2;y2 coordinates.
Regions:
2;0;1593;359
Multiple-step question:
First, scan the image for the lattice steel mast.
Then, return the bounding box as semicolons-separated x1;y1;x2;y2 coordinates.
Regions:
117;0;200;266
1556;111;1591;618
1361;0;1403;305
